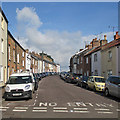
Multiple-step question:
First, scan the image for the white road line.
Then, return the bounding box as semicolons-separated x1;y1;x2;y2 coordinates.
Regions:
14;107;28;109
33;107;47;109
35;100;37;102
0;107;9;109
97;112;113;114
116;109;120;111
74;111;89;113
13;109;27;112
53;110;68;113
53;107;67;110
74;108;88;110
7;103;10;106
95;108;110;111
96;104;106;107
32;110;47;112
36;96;38;99
0;109;7;111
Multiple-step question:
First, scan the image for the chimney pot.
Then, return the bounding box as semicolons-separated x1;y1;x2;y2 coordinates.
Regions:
104;35;107;40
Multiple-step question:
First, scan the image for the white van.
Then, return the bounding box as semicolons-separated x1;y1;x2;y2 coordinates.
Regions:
4;72;35;100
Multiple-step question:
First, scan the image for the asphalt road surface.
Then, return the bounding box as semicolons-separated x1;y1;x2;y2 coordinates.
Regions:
1;75;120;119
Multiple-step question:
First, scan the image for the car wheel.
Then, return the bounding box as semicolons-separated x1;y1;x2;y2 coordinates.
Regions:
105;88;109;96
80;83;83;88
29;91;33;99
86;85;89;89
93;86;96;92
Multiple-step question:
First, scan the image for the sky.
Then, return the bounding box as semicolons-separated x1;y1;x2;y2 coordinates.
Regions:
1;2;118;71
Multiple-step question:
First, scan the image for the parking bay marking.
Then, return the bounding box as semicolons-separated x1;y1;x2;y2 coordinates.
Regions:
13;109;27;112
0;109;7;111
0;107;9;109
53;110;68;113
53;107;67;110
14;107;28;109
97;112;113;114
74;111;89;113
116;109;120;112
95;108;110;111
73;108;88;110
33;107;47;109
32;110;47;112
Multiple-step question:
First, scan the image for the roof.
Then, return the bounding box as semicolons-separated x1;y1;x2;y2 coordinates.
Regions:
8;30;26;52
75;47;88;55
89;76;104;78
10;72;33;77
84;39;120;56
101;39;120;51
84;46;101;56
0;7;8;23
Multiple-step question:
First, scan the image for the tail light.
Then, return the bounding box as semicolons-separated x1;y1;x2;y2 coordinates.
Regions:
72;77;74;80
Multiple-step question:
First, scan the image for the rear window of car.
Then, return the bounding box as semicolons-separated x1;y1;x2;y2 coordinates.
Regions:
109;77;120;85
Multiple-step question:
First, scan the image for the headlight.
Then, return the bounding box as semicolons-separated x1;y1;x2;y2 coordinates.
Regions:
97;85;101;87
5;86;10;92
25;85;30;90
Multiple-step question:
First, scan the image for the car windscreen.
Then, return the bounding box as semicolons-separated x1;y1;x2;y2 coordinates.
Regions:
95;78;105;83
8;76;32;84
83;76;89;81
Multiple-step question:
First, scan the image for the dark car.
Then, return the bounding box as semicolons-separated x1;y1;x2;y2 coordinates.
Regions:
37;73;41;81
78;76;89;88
73;74;82;84
66;73;76;84
33;73;39;90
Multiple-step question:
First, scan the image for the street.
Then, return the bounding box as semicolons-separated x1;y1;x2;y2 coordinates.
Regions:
2;75;120;119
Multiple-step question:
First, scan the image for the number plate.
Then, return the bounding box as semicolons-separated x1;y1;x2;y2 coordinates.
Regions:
13;93;22;96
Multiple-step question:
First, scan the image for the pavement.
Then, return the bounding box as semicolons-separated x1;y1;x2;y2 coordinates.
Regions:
1;75;120;119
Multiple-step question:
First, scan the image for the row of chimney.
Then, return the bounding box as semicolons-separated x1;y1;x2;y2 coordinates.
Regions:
83;31;120;51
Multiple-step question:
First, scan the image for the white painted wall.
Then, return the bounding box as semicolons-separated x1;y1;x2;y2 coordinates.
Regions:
25;52;31;72
91;51;101;76
116;45;120;76
56;64;60;73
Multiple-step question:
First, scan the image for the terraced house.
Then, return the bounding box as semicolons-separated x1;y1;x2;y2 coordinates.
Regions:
70;32;120;79
8;31;26;78
101;32;120;79
0;8;8;88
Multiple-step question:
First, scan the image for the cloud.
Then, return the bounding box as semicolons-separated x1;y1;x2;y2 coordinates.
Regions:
16;7;42;31
16;7;114;71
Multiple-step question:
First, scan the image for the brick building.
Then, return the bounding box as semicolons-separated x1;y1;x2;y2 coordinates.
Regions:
8;31;26;78
30;52;38;73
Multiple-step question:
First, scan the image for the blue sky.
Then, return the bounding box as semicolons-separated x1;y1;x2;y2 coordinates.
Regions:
2;2;118;35
1;2;118;71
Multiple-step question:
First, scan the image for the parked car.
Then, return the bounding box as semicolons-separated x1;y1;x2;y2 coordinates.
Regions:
73;74;81;84
60;72;67;80
37;73;41;81
64;73;70;82
104;76;120;98
33;73;39;90
4;71;35;100
87;76;105;92
78;76;89;88
66;73;76;84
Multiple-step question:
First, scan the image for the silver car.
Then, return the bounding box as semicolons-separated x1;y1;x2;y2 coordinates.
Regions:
104;76;120;98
